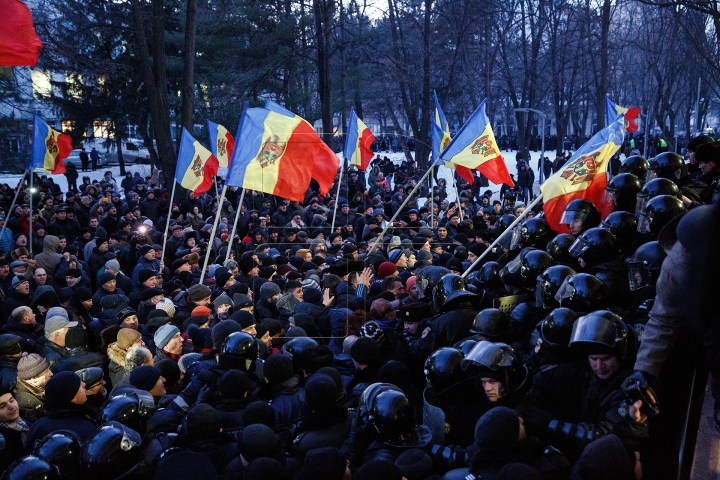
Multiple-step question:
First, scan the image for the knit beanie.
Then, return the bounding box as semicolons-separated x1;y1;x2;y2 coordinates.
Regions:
350;337;380;365
117;328;142;350
98;272;116;286
105;259;121;271
239;255;256;275
395;449;434;480
186;403;221;439
64;327;88;349
229;310;255;329
183;316;209;332
259;281;281;300
302;287;322;306
305;373;338;411
570;434;637;480
217;369;252;399
377;262;397;279
129;365;162;392
474;406;520;452
186;324;213;352
263;353;294;383
0;335;21;356
154;324;180;350
146;316;171;335
245;458;288;480
241;401;276;428
141;287;164;302
211;321;241;349
297;447;347;480
239;423;281;462
45;371;81;408
155;359;180;387
213;294;233;311
115;306;136;325
215;270;233;288
417;250;432;262
232;294;253;309
190;306;212;318
75;287;93;303
178;352;202;374
17;352;49;380
187;284;212;303
261;319;283;337
156;298;176;317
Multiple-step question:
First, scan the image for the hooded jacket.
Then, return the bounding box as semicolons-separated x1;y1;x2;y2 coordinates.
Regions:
34;235;63;276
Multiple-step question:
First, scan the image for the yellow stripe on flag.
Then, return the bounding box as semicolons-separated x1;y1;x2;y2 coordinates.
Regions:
446;122;500;169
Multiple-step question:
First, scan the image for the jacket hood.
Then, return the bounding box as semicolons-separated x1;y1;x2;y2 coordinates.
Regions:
43;235;60;252
107;342;127;367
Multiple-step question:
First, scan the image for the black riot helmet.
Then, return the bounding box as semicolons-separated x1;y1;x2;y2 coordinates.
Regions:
495;214;517;233
2;455;59;480
217;332;258;372
560;199;600;235
569;310;632;360
470;308;512;340
600;211;638;252
432;273;477;313
568;227;617;267
281;337;319;373
34;431;81;480
454;338;478;356
424;347;467;393
627;241;666;291
509;218;556;250
500;247;537;289
472;261;503;290
540;307;579;348
80;422;143;479
636;195;686;237
558;273;609;312
415;266;451;300
508;302;538;338
636;178;681;213
648;152;687;184
99;391;154;436
520;250;556;289
546;233;577;266
605;173;642;212
460;341;528;394
619;155;649;180
535;265;576;309
357;383;421;446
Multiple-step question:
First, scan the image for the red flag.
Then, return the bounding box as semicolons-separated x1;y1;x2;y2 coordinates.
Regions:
0;0;42;67
455;165;474;185
625;107;641;132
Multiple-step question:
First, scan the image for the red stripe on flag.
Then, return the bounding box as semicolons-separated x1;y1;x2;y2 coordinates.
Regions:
224;131;235;162
456;165;474;184
477;156;514;187
542;174;612;233
359;128;375;171
626;107;641;133
273;123;327;202
52;133;72;174
195;155;219;195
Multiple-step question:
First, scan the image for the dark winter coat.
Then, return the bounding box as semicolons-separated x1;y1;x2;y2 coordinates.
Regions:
26;405;97;449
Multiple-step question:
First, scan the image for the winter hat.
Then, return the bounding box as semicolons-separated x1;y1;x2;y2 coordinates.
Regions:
0;334;21;355
211;321;242;349
105;259;121;271
98;272;116;286
474;406;520;452
187;284;212;303
239;423;281;461
377;262;397;279
395;449;434;480
263;353;295;383
354;459;403;480
229;310;255;329
190;306;212;318
445;258;463;272
44;316;77;335
215;270;233;288
261;319;283;337
284;326;307;339
65;268;81;279
242;401;276;428
213;294;233;311
359;321;386;346
17;352;49;380
162;280;183;297
117;328;142;350
146;316;171;335
257;266;274;280
239;255;257;275
245;458;288;480
139;245;153;256
570;434;637;480
350;337;380;365
259;281;281;300
115;306;136;325
64;327;88;349
186;324;213;352
232;294;253;309
183;316;209;332
129;365;161;392
138;269;156;285
154;325;180;350
75;287;93;303
217;369;252;399
45;371;82;408
178;353;202;374
302;287;322;305
305;373;338;411
155;359;180;387
297;447;347;480
76;367;104;390
141;287;164;302
417;250;433;262
156;298;176;318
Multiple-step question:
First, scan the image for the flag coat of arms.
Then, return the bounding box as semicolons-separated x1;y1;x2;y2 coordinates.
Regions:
31;115;70;174
207;120;235;168
432;91;473;185
541;114;626;233
606;98;640;132
226;101;340;202
344;107;375;171
176;127;219;195
439;98;513;186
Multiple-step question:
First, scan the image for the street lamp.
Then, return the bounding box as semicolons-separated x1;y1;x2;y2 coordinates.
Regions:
514;108;548;184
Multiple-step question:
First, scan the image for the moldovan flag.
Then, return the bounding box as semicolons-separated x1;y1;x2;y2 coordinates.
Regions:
440;98;513;186
226;101;340;202
0;0;42;67
344;107;375;170
541;114;626;233
432;91;473;185
606;98;640;132
31;115;70;175
207;120;234;168
176;127;219;195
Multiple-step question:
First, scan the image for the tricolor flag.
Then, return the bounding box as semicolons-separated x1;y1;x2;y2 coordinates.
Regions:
432;92;473;185
541;114;626;233
343;107;375;171
31;115;70;174
207;120;234;168
606;98;640;132
439;99;513;186
176;127;219;195
0;0;42;67
226;101;340;202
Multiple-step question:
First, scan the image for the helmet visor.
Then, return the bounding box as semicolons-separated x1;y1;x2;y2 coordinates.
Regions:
505;255;522;274
646;168;657;183
556;277;574;305
568;236;590;258
461;340;515;371
636;213;652;234
603;189;618;207
627;262;649;291
509;227;523;250
559;210;587;226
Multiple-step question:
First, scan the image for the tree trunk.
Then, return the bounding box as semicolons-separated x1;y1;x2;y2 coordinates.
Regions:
595;0;611;133
181;0;197;134
314;0;334;148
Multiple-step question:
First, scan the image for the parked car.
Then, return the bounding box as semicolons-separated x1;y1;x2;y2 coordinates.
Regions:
64;149;107;168
123;140;151;164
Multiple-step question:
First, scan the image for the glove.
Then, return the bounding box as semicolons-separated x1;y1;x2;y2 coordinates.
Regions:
547;420;599;447
622;371;660;417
